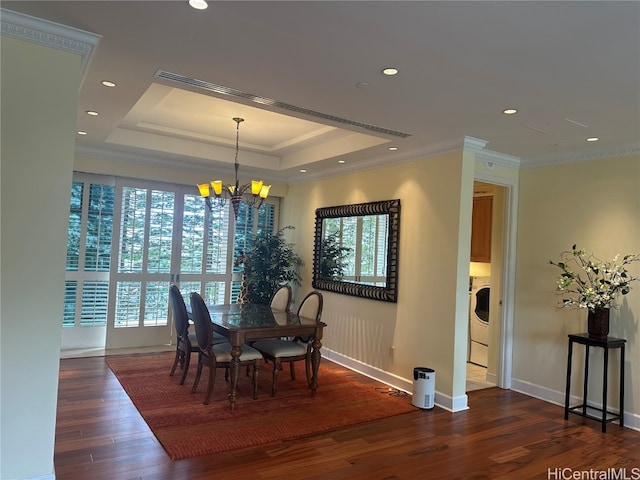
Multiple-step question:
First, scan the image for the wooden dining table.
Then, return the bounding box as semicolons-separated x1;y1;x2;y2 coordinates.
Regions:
194;303;326;410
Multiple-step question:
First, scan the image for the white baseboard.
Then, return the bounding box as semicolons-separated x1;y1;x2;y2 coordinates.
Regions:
511;377;640;432
322;350;640;424
322;348;469;412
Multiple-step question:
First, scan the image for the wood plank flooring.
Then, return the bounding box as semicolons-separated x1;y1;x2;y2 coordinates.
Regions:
55;355;640;480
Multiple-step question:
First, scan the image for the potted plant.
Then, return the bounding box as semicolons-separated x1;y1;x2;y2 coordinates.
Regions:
549;245;639;339
245;226;304;305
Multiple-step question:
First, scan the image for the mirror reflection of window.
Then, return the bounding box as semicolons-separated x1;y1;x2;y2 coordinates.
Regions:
321;214;388;287
360;214;388;286
313;199;400;303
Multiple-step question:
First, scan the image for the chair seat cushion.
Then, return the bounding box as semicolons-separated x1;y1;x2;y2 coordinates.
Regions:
212;342;263;362
253;339;307;357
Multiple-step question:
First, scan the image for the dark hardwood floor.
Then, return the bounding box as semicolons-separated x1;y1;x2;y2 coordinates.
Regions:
54;355;640;480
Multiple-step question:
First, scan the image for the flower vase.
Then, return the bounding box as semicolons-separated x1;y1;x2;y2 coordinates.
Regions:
587;307;610;340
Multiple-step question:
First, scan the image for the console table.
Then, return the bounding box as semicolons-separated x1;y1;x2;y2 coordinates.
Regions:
564;333;626;432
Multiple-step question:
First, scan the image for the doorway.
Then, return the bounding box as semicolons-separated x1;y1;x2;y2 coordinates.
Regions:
466;180;507;392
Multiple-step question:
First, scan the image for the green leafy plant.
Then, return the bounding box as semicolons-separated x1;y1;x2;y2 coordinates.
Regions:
320;232;352;281
246;226;304;305
549;245;640;310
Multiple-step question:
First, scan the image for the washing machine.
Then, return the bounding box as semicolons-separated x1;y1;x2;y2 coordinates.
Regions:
469;276;490;367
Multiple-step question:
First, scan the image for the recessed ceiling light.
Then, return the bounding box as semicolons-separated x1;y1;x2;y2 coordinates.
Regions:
189;0;208;9
355;82;369;89
381;67;398;76
337;160;346;164
502;108;518;115
101;80;116;87
299;169;307;173
586;137;599;142
388;146;398;151
77;131;87;135
86;110;99;116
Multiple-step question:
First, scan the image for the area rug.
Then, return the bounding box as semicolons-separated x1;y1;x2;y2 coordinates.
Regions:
106;352;415;460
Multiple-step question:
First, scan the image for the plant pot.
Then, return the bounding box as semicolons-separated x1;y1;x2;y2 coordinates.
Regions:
587;307;610;340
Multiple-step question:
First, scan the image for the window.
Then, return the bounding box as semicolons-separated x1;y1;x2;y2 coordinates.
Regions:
63;179;115;327
63;174;278;334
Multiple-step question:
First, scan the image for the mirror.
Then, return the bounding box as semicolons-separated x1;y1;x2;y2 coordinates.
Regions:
312;199;400;302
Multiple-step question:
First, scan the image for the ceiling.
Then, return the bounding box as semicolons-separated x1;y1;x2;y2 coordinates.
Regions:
3;1;639;184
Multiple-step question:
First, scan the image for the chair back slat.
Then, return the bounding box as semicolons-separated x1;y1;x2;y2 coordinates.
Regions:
189;292;213;352
297;291;323;323
270;284;292;312
169;285;189;337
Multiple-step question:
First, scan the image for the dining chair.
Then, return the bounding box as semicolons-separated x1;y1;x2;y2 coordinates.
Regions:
189;292;262;404
243;284;294;378
168;285;226;385
252;291;323;396
168;285;198;385
270;284;292;312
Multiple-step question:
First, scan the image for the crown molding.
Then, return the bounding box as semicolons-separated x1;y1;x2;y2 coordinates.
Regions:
75;145;289;185
1;8;100;83
462;136;489;153
286;136;521;184
76;135;633;186
284;137;470;184
521;141;640;168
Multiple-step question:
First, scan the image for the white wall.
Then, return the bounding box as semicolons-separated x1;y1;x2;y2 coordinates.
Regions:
513;155;640;428
1;37;81;479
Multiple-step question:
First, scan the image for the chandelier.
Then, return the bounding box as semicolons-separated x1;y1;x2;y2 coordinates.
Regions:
197;117;271;218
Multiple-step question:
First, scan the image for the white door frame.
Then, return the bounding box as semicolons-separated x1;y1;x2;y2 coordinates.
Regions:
105;179;182;349
474;170;518;390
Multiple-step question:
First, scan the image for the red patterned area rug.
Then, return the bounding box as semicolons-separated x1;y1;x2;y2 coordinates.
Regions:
106;352;415;460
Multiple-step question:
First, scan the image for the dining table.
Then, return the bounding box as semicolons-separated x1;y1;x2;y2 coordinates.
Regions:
191;303;326;410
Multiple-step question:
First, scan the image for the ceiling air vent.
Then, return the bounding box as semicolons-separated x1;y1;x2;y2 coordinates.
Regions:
155;70;411;139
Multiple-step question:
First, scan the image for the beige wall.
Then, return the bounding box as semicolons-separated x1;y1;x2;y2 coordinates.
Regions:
514;155;640;418
1;37;81;479
281;151;475;403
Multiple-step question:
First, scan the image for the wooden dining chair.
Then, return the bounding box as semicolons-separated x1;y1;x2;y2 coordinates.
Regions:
168;285;198;385
189;292;262;404
252;291;323;396
243;284;294;378
168;285;226;385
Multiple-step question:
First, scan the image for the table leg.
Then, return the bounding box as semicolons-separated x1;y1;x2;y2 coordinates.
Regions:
228;343;242;411
620;345;625;427
582;345;590;416
309;338;322;396
565;339;573;420
602;346;609;432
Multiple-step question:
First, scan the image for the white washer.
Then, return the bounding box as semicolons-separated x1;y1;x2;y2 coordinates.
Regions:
469;276;490;367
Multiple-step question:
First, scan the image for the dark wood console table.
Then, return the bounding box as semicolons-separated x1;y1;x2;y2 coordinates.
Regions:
564;333;626;432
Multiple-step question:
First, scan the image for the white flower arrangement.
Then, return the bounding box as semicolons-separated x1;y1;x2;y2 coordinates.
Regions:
549;245;640;311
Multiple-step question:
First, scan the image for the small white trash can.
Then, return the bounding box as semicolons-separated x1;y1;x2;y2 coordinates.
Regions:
411;367;435;409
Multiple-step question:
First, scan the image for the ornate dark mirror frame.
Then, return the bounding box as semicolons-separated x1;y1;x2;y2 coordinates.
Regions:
312;199;400;303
